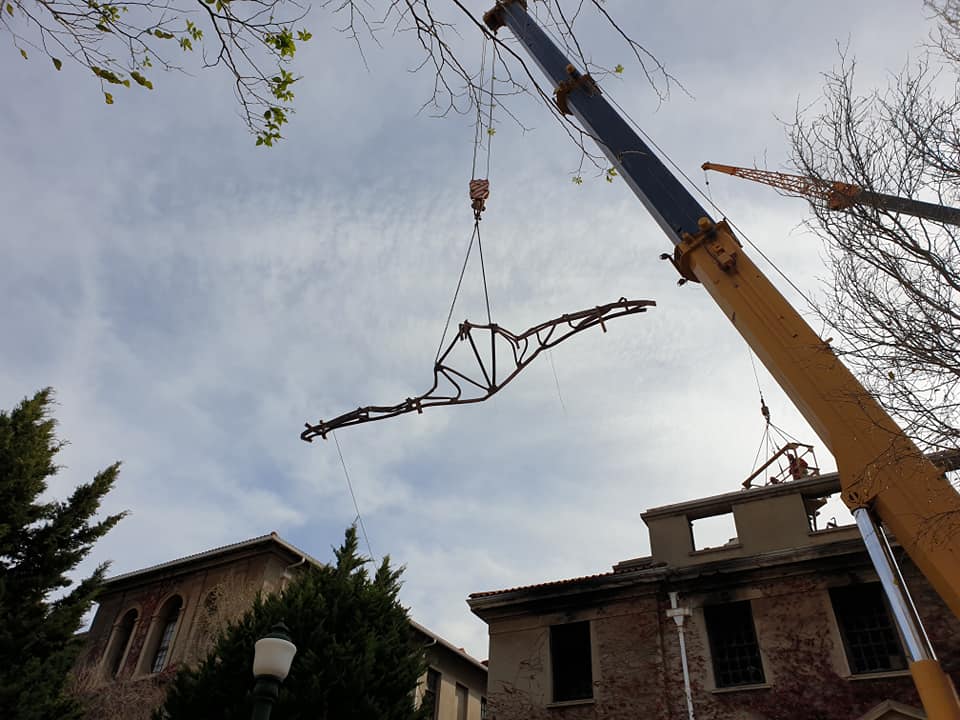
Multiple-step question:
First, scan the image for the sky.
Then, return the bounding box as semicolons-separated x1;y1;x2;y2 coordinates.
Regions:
0;1;941;659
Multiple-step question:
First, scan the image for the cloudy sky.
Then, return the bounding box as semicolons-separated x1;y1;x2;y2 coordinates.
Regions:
0;1;939;658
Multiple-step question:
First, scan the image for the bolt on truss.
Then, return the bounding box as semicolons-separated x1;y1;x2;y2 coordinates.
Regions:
301;297;655;441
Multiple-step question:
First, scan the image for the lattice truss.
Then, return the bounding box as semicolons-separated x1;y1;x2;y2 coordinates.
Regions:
301;298;655;441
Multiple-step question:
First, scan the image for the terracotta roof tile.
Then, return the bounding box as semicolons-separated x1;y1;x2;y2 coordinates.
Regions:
469;570;618;599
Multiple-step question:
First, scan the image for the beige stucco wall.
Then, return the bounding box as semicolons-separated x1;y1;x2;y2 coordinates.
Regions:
415;641;488;720
644;486;860;568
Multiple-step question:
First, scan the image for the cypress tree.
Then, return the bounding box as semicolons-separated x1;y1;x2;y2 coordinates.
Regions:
159;526;428;720
0;388;126;719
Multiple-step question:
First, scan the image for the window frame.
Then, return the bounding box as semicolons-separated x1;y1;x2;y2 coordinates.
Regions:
704;600;766;689
140;594;183;675
549;620;594;703
104;607;139;678
455;682;468;720
422;667;441;720
829;583;907;675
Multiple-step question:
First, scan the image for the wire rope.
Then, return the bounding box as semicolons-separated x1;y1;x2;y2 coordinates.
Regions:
331;429;375;561
485;49;497;180
547;350;567;413
435;223;480;361
592;88;829;483
471;35;488;180
602;91;818;310
476;220;493;325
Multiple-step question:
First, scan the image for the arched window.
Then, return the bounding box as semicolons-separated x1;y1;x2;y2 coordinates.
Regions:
104;608;138;678
147;595;183;673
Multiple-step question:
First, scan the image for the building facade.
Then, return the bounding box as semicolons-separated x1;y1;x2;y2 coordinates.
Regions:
77;533;486;720
469;464;960;720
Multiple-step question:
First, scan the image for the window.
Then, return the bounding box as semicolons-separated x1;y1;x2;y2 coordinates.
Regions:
550;621;593;702
422;668;440;720
455;683;468;720
705;601;765;687
105;609;138;677
689;511;738;552
480;696;488;720
830;584;906;674
147;595;183;673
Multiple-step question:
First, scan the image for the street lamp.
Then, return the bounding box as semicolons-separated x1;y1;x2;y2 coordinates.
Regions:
251;622;297;720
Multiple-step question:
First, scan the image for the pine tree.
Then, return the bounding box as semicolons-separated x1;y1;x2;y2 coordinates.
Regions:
0;388;126;719
159;526;428;720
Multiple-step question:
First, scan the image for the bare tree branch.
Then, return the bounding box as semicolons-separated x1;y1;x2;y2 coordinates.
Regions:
791;40;960;450
3;0;678;152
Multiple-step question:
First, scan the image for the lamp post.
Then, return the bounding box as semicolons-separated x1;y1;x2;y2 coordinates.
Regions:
251;622;297;720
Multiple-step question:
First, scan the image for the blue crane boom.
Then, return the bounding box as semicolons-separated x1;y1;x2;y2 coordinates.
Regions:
483;2;708;244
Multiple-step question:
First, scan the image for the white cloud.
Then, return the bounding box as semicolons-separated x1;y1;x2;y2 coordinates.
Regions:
0;0;935;659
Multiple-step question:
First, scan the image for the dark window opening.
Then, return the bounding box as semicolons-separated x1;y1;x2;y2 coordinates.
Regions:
831;584;906;674
705;601;765;687
149;595;182;673
422;668;440;720
550;621;593;702
107;609;138;677
480;696;488;720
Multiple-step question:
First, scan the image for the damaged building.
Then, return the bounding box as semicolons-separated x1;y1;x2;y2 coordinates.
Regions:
468;459;960;720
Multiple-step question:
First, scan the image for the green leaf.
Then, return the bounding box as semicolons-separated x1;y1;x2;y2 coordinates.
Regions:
104;92;114;105
19;48;27;59
614;63;624;74
487;127;496;137
52;57;62;70
91;66;123;84
296;29;312;42
153;28;174;39
572;175;583;185
130;70;153;89
5;3;13;15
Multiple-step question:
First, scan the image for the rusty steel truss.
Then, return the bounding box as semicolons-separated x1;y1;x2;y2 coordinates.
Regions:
301;298;655;441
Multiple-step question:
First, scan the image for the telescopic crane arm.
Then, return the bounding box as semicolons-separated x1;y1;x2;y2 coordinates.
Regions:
702;161;960;227
484;2;960;716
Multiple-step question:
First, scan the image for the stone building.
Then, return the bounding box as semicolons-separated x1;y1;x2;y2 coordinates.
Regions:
468;459;960;720
77;532;486;720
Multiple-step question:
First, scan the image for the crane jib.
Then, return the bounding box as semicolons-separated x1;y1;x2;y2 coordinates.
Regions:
489;1;711;246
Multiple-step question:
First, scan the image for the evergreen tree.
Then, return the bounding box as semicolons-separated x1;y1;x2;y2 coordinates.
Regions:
159;526;427;720
0;388;125;719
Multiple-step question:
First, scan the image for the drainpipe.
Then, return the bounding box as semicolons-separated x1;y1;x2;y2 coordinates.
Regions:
666;591;696;720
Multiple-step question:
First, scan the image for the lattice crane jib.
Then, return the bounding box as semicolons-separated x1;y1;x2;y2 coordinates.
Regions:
702;161;960;227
